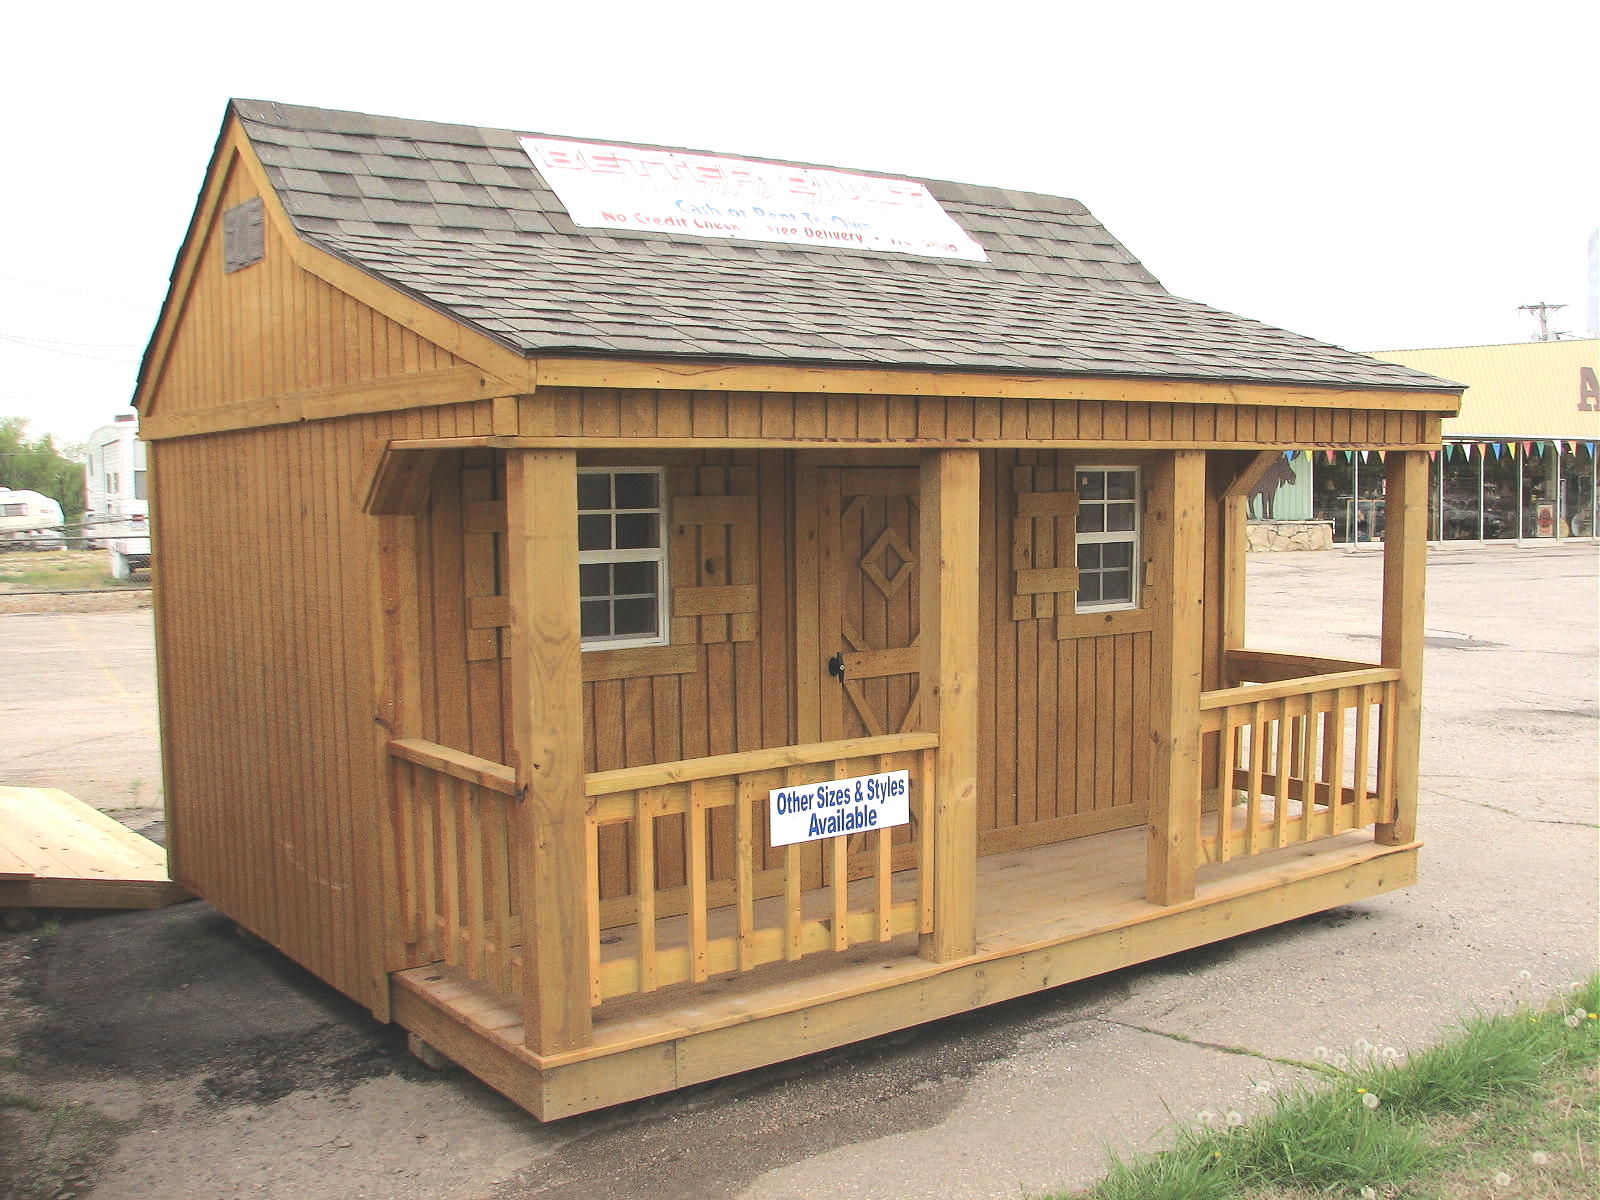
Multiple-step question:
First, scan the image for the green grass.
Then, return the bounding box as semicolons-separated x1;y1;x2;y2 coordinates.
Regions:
1061;977;1600;1200
0;550;145;591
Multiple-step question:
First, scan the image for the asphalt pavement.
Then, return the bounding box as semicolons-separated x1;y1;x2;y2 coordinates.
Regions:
0;543;1594;1200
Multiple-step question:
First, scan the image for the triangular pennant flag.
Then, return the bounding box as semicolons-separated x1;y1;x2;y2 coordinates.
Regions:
1343;450;1354;462
1509;442;1519;458
1324;449;1336;463
1492;443;1502;459
1429;449;1438;462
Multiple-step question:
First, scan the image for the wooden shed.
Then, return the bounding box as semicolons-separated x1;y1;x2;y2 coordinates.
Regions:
134;100;1462;1119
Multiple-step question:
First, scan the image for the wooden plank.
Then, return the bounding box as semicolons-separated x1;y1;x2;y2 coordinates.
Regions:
672;494;756;525
919;448;980;961
1146;450;1206;905
1015;491;1079;518
388;738;517;794
840;646;919;679
1015;566;1079;595
1377;451;1426;847
586;732;938;796
529;357;1462;413
581;643;699;682
1200;667;1401;710
673;584;758;617
505;449;592;1052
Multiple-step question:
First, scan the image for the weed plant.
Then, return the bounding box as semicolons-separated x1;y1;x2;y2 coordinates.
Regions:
1068;976;1600;1200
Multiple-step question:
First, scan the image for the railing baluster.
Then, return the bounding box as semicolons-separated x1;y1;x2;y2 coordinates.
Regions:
463;782;485;977
1273;698;1292;847
688;780;709;982
1377;681;1398;824
1328;687;1348;833
394;760;420;945
1352;685;1373;827
488;789;512;995
783;841;802;961
735;775;755;971
1299;694;1318;842
416;769;439;960
917;747;935;936
584;813;601;1006
1245;702;1264;857
875;754;894;942
1216;710;1237;863
829;760;850;952
634;789;657;993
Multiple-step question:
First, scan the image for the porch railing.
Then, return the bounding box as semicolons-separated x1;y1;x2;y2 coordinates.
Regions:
585;733;937;1005
1197;650;1399;865
387;738;523;1000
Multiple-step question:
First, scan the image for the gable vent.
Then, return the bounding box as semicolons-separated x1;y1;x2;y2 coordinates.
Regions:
223;197;265;273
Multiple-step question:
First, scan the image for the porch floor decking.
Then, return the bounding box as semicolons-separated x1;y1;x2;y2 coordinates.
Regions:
393;824;1418;1118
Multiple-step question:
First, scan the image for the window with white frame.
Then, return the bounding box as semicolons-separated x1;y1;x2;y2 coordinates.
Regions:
1074;466;1141;612
577;468;668;648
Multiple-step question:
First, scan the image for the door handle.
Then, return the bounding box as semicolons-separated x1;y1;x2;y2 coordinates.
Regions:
826;652;846;681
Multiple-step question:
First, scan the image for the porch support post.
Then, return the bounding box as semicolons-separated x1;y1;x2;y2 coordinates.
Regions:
919;448;980;962
1147;450;1207;905
1376;450;1427;846
1221;450;1282;656
504;448;592;1053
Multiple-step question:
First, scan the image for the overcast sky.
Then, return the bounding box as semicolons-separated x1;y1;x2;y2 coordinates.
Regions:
3;0;1595;446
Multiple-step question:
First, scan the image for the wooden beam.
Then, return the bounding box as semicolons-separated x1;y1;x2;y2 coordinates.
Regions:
1376;450;1427;846
504;450;592;1053
531;358;1463;414
139;368;516;442
1147;450;1208;905
365;447;442;516
1220;450;1281;653
918;448;981;961
382;433;1443;453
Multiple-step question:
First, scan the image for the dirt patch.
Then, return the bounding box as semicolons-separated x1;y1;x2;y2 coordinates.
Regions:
0;590;151;615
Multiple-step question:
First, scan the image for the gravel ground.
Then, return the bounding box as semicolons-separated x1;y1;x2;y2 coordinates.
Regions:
0;543;1594;1200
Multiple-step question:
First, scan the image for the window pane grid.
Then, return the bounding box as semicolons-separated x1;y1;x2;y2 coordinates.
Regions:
1074;466;1140;613
577;468;668;648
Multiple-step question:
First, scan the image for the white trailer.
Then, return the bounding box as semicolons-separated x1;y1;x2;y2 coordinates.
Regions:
83;414;151;577
0;488;65;549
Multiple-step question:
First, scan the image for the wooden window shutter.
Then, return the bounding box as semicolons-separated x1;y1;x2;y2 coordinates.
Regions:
1011;463;1079;624
669;465;759;644
461;466;506;661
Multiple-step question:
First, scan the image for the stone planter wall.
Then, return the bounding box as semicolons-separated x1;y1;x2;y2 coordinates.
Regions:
1246;520;1334;552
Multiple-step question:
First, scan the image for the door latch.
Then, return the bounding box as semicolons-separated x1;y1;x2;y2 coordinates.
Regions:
826;652;846;681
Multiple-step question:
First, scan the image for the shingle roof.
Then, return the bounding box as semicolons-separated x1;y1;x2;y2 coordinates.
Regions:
231;100;1457;394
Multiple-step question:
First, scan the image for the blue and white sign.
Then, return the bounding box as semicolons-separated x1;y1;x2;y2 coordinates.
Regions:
769;769;910;847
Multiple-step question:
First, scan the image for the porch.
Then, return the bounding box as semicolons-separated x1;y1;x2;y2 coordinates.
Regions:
388;813;1416;1120
368;442;1430;1116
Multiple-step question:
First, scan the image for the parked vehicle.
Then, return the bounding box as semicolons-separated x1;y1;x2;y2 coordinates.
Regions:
0;488;65;549
83;415;151;577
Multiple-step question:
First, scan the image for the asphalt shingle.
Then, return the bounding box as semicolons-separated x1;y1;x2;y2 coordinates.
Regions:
229;99;1456;394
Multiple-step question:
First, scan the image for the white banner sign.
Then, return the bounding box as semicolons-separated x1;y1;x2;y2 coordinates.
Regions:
768;769;911;847
520;137;988;262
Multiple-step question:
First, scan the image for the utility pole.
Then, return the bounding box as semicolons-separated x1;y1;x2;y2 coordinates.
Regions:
1517;301;1567;342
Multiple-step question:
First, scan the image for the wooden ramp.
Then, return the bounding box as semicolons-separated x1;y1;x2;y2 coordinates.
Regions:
0;786;190;910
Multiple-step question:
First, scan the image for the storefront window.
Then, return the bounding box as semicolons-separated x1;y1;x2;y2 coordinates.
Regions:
1521;446;1560;538
1311;455;1355;542
1440;450;1481;540
1481;452;1519;540
1562;448;1596;537
1353;454;1387;544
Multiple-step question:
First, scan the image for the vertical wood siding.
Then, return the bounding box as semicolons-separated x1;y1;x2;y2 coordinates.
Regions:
149;154;463;417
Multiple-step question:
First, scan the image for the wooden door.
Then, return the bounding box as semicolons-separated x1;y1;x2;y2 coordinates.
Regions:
815;467;923;740
807;465;923;872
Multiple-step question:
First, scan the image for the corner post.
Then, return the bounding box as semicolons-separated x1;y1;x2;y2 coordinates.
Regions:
919;448;980;962
1147;450;1207;905
1376;450;1427;846
504;449;592;1052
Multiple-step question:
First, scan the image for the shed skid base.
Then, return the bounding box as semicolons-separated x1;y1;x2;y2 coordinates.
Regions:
390;829;1418;1120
